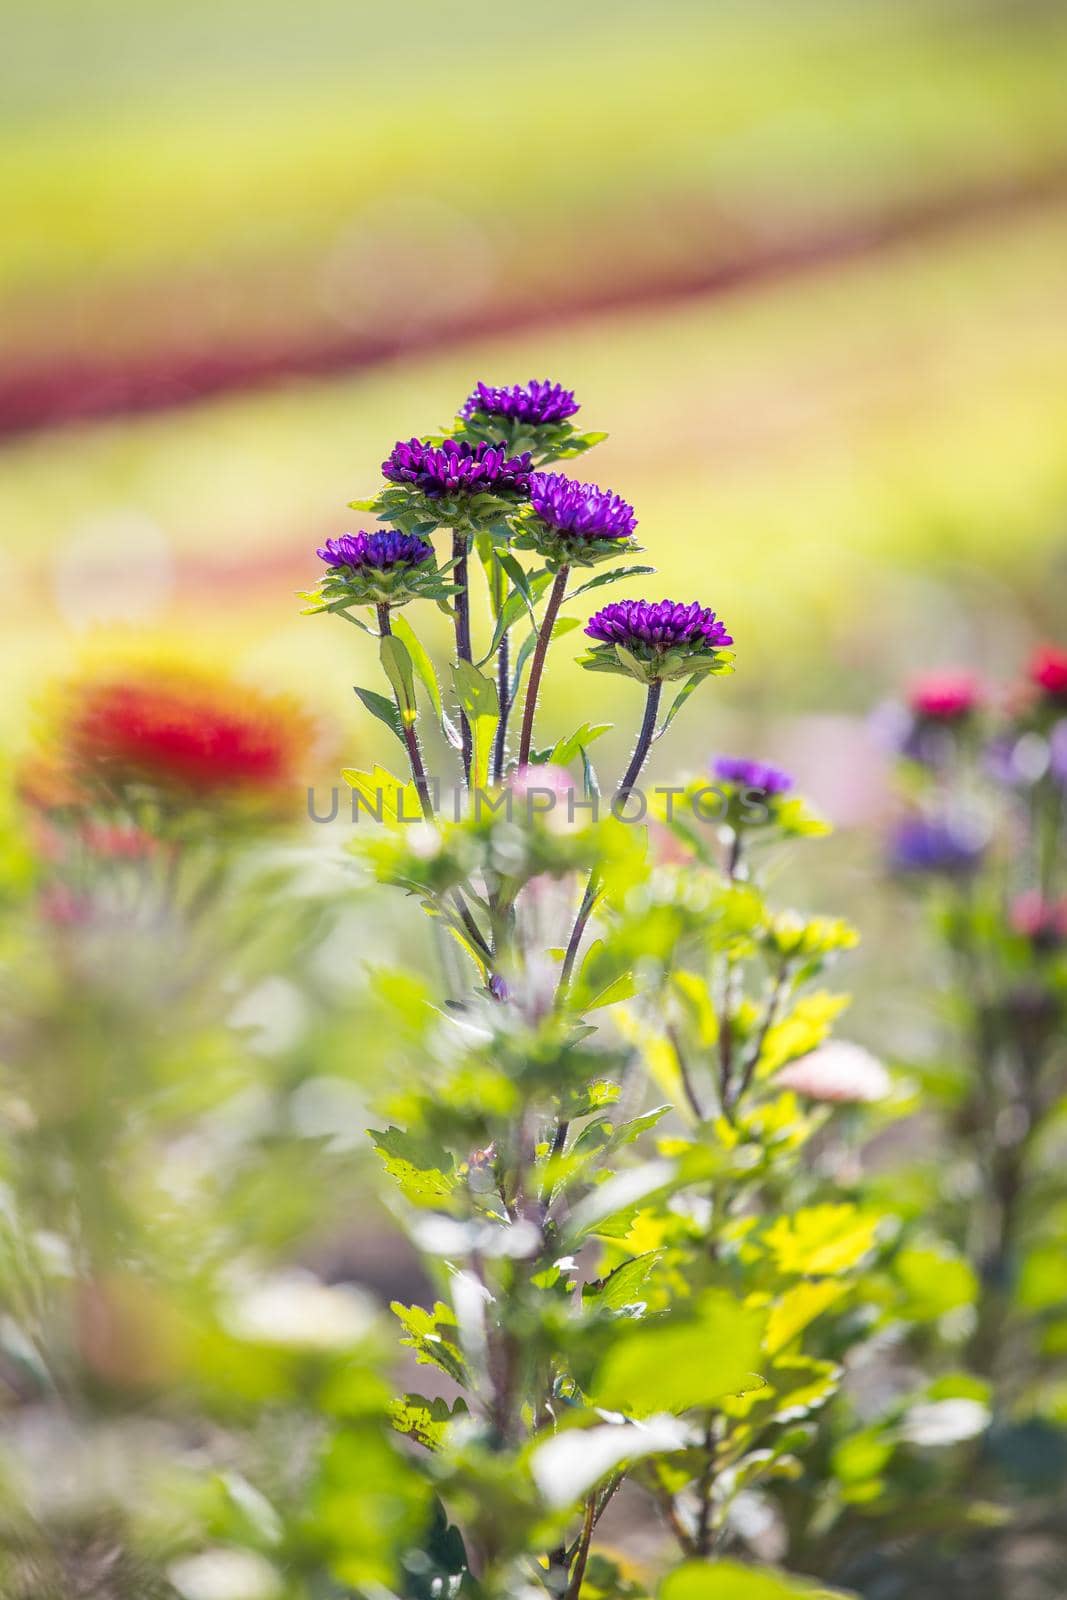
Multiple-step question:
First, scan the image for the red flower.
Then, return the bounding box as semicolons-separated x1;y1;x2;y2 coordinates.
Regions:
1009;891;1067;948
64;672;310;804
907;672;980;721
1030;646;1067;703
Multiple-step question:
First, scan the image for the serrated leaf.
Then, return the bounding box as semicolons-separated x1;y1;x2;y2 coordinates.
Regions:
764;1205;880;1277
584;1251;664;1312
391;1301;467;1385
388;1393;468;1452
370;1127;457;1207
592;1290;768;1416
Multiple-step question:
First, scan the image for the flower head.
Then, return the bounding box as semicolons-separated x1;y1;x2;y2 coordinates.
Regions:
776;1041;891;1105
1009;891;1067;950
713;756;794;796
586;599;732;652
311;527;450;608
582;599;733;684
888;814;986;877
382;437;532;500
513;470;639;568
1029;646;1067;704
317;529;433;572
38;662;313;821
530;472;636;542
908;672;981;721
462;380;579;426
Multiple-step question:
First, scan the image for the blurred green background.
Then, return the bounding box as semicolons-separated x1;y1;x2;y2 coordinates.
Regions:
3;0;1067;797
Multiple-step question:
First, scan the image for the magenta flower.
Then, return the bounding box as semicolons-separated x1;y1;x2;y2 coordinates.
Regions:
317;530;434;571
382;438;532;499
529;472;636;543
713;757;793;795
462;380;579;426
586;599;732;652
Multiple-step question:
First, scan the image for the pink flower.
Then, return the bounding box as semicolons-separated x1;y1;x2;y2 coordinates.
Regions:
776;1041;891;1104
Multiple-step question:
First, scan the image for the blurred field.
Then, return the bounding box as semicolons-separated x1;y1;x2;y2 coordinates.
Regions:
3;0;1066;782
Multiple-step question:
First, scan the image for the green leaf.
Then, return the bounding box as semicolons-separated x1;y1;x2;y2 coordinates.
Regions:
478;570;553;665
551;721;613;767
380;634;418;728
764;1206;880;1277
391;1301;467;1385
391;614;447;729
591;1290;767;1416
451;659;500;789
657;673;705;739
583;1251;664;1312
388;1393;468;1452
580;744;601;801
353;686;406;746
569;564;657;599
370;1127;457;1208
497;550;539;620
660;1558;851;1599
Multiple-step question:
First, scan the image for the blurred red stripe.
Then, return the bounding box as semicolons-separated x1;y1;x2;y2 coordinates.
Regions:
3;172;1066;439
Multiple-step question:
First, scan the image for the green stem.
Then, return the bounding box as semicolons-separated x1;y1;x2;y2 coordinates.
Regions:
517;565;568;769
453;530;473;786
557;679;662;999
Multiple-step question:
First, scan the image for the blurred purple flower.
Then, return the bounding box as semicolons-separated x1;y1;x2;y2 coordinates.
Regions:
713;757;793;795
529;472;636;543
585;599;732;653
888;814;986;877
317;530;434;570
462;380;579;425
383;438;532;498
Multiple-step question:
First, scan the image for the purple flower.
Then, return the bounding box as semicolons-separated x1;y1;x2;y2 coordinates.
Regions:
888;815;986;877
585;599;733;654
714;757;793;795
382;438;532;499
317;530;434;571
528;472;636;543
462;380;579;426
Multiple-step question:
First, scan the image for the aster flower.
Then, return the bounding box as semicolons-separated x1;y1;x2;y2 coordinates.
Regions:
581;599;734;684
511;471;641;570
713;757;794;796
908;672;981;721
311;528;449;609
888;814;986;877
462;380;579;427
318;530;433;571
382;437;531;503
31;661;314;831
1010;891;1067;950
1030;645;1067;704
776;1041;891;1105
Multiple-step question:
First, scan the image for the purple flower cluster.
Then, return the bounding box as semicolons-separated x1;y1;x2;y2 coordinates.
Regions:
462;379;579;426
529;472;636;543
383;438;532;499
586;599;733;654
714;757;793;795
317;530;433;571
